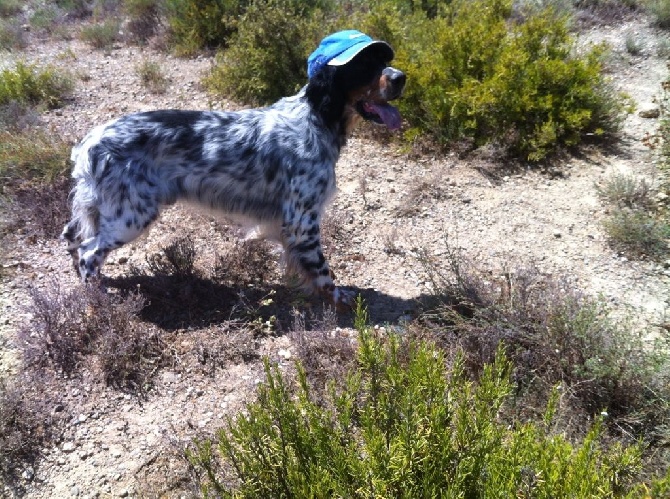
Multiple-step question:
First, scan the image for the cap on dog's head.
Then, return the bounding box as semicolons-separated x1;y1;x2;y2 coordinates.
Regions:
307;30;394;80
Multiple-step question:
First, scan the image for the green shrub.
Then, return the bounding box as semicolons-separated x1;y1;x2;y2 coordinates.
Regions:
0;0;21;17
366;0;628;161
596;173;654;209
187;301;668;496
647;0;670;28
0;18;25;50
0;61;73;109
602;209;670;259
124;0;163;42
80;19;122;49
136;59;169;93
0;130;70;186
165;0;250;56
205;0;332;105
29;5;62;32
417;236;670;440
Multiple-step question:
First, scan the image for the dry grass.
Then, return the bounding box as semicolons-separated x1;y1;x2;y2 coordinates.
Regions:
136;59;169;94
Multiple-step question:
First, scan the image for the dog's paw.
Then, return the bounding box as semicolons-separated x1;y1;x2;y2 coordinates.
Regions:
331;287;356;312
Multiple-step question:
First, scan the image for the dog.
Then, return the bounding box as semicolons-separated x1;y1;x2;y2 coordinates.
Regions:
62;30;406;309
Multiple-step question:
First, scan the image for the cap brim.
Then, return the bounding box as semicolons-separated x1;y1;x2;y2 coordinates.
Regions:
327;40;394;67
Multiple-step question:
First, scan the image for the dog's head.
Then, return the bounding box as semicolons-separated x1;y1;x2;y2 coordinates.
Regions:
306;30;406;133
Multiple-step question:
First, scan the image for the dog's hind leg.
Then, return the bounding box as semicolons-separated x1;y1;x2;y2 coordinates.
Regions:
75;175;161;281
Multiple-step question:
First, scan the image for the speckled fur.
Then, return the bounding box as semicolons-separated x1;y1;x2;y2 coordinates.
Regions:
62;48;405;307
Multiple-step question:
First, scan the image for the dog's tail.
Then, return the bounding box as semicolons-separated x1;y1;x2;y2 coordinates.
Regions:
61;126;108;252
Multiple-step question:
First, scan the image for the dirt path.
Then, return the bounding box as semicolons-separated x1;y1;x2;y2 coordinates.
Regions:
1;15;669;497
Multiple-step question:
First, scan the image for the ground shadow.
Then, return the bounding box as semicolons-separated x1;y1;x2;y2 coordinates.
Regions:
105;273;423;332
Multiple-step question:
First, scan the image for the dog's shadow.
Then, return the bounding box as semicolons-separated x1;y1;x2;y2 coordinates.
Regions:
105;273;420;331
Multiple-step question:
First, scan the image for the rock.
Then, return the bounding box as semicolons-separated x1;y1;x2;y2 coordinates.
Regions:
62;442;76;453
639;107;660;119
278;348;292;360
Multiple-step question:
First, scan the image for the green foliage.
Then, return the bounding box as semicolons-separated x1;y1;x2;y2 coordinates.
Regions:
417;236;670;440
647;0;670;28
596;173;654;210
136;59;169;93
0;19;25;51
165;0;250;56
79;19;122;49
187;300;667;496
124;0;163;42
602;209;670;259
0;0;21;17
0;61;73;109
205;0;332;105
380;0;627;161
0;130;70;186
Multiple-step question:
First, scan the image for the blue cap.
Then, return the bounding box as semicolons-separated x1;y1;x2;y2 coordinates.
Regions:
307;30;394;79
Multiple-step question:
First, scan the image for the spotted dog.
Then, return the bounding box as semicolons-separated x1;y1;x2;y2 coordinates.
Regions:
62;30;406;308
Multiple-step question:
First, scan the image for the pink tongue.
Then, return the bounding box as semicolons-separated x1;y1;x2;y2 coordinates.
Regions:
368;102;402;130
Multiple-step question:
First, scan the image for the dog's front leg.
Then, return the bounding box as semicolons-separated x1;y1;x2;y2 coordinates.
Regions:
281;203;353;310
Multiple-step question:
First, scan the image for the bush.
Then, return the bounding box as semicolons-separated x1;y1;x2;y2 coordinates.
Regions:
0;19;26;50
205;0;331;104
187;301;668;496
136;59;169;93
416;236;670;441
18;282;170;391
165;0;250;56
647;0;670;28
79;19;122;49
0;129;70;186
596;173;654;210
381;0;627;161
0;61;74;109
602;209;670;259
124;0;163;42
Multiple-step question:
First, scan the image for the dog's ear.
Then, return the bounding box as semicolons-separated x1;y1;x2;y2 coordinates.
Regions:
305;66;346;127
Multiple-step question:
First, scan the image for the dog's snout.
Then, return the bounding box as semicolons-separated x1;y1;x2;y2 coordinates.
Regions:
382;67;406;99
383;67;406;86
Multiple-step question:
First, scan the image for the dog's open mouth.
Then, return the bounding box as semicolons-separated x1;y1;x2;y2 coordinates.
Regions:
358;101;402;131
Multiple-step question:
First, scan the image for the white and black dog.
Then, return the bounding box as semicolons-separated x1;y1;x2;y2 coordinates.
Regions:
62;30;406;308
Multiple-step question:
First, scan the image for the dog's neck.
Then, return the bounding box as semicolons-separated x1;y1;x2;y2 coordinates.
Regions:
304;70;351;147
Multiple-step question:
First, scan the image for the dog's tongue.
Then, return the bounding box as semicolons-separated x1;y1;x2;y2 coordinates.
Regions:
368;102;402;131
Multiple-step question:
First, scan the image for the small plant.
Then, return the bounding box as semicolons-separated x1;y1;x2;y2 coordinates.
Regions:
146;235;198;278
165;0;250;56
596;173;654;209
0;19;26;50
56;0;93;18
625;32;643;55
212;239;277;286
136;59;169;93
0;101;39;132
124;0;163;42
80;19;122;49
0;0;21;17
0;375;59;487
602;209;670;259
187;300;667;496
0;61;74;109
0;129;70;186
648;0;670;28
204;0;331;104
416;235;670;440
18;281;170;391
